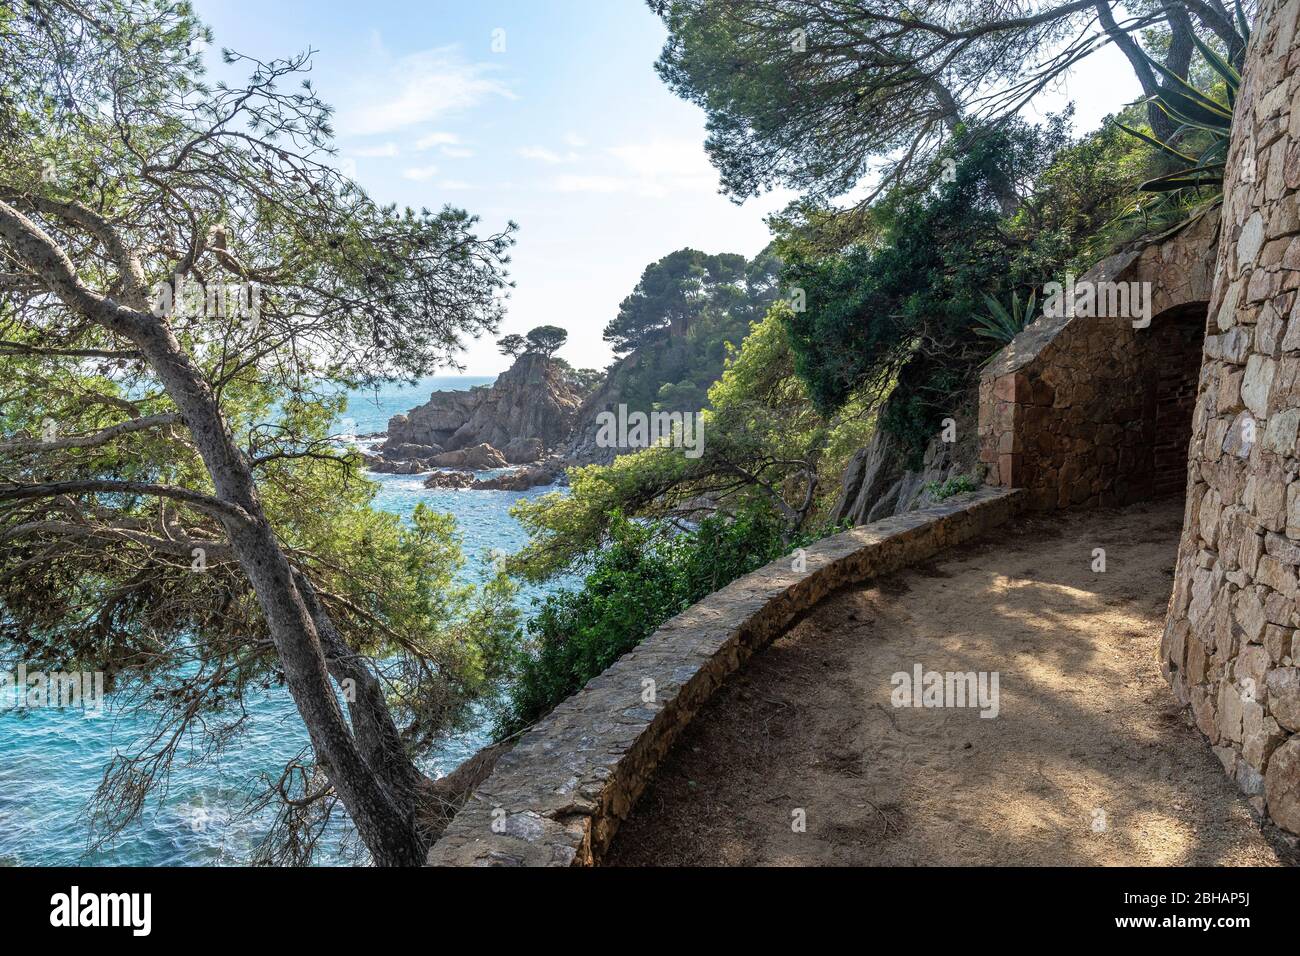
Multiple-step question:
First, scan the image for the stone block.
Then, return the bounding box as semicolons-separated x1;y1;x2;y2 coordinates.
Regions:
1266;666;1300;731
1264;737;1300;833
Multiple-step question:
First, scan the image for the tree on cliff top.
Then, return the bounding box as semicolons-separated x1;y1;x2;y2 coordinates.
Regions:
498;333;528;358
603;248;748;354
597;247;780;416
525;324;568;358
0;0;517;865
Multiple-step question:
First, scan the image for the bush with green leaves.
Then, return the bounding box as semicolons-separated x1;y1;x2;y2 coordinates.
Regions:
778;126;1027;457
777;114;1174;465
496;508;816;736
923;474;979;501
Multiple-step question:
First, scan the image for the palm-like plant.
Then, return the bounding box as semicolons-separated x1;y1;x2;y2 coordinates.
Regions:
1115;5;1248;216
972;290;1039;347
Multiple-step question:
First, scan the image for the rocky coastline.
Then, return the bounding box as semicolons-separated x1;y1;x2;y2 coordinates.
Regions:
360;351;585;492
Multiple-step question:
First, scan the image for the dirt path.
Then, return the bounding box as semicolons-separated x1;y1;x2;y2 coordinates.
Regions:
606;499;1283;866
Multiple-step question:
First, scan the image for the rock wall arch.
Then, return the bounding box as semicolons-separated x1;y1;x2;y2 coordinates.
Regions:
1162;0;1300;838
979;209;1218;509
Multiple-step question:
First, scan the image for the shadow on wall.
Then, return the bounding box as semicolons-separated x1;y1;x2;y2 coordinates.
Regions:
979;209;1219;509
1162;0;1300;842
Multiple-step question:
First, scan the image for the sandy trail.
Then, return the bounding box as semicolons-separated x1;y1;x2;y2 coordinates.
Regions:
606;499;1283;866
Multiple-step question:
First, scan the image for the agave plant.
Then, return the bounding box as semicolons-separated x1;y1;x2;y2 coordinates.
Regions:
972;290;1039;347
1116;5;1248;207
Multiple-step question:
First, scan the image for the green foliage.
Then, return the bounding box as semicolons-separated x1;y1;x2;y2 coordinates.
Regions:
497;333;527;358
600;247;781;416
923;474;978;501
496;508;813;736
778;127;1023;443
1121;42;1236;179
603;248;745;354
648;0;1069;205
1003;110;1159;273
972;290;1039;347
525;325;568;358
511;307;867;579
0;350;519;746
550;357;603;396
776;114;1173;464
1112;18;1246;226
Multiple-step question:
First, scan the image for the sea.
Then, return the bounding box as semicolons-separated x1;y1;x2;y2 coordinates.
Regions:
0;375;562;866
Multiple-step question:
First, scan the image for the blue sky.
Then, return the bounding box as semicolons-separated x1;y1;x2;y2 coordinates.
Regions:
193;0;1143;375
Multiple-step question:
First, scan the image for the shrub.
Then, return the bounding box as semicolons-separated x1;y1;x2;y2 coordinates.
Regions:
496;508;814;736
924;474;979;501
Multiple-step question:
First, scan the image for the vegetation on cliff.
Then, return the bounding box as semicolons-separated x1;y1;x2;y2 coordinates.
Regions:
599;247;783;416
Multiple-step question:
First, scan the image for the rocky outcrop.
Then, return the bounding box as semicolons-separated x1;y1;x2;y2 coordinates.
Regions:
383;391;479;455
384;442;445;460
422;459;564;491
472;459;565;491
362;453;433;475
385;353;582;465
562;351;642;466
832;389;982;526
423;470;476;489
428;443;508;470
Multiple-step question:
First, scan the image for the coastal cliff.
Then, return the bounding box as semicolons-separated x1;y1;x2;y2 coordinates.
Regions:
381;352;583;466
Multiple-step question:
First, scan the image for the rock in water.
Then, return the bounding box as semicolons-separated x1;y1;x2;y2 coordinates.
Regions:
423;470;476;489
383;353;582;464
428;443;509;470
471;459;565;491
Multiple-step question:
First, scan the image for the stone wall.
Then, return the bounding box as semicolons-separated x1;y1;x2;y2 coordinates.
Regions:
427;486;1025;866
1161;0;1300;839
979;210;1217;509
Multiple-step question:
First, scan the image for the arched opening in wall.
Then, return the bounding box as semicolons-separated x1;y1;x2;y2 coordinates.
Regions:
1142;301;1209;501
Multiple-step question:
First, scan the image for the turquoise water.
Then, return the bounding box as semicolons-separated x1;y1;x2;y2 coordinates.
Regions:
0;375;561;866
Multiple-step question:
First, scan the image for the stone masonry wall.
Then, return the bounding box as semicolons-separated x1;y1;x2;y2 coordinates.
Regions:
979;210;1217;509
1161;0;1300;838
427;487;1025;866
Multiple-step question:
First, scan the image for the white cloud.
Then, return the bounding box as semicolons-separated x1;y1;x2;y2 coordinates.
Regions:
544;140;722;198
415;131;460;150
402;164;439;181
518;146;581;164
413;133;474;159
340;45;514;136
350;142;399;158
607;139;717;189
553;174;628;194
563;131;588;148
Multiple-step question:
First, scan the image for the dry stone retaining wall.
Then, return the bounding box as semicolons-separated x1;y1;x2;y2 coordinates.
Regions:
979;211;1217;509
1162;0;1300;838
427;486;1025;866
